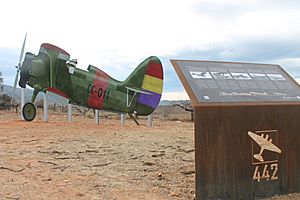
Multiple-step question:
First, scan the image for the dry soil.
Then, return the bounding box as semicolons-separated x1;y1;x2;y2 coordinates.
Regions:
0;110;299;200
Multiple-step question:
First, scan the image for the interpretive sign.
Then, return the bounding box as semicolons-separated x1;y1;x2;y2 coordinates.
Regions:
171;59;300;200
171;60;300;105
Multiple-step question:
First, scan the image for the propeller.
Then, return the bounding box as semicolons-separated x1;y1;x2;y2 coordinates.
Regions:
10;33;27;104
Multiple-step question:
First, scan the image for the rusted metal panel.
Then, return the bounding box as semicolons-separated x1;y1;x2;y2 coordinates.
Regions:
195;105;300;199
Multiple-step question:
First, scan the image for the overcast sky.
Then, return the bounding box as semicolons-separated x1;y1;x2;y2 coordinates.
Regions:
1;0;300;100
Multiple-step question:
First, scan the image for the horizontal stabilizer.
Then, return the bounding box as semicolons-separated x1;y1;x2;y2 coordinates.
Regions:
125;86;153;95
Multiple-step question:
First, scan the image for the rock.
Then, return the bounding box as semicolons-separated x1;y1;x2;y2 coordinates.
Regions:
157;172;162;177
143;161;155;166
151;153;165;158
75;192;85;197
42;178;52;181
170;192;180;197
181;170;195;175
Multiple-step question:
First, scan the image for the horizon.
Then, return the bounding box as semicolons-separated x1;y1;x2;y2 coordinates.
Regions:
3;77;300;101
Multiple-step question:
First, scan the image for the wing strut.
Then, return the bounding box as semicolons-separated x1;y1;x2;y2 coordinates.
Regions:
126;88;137;107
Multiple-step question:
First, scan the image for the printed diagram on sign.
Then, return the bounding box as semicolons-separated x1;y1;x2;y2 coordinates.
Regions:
248;130;282;182
249;73;269;80
248;131;282;162
267;74;286;81
190;71;212;79
211;72;232;79
231;72;252;80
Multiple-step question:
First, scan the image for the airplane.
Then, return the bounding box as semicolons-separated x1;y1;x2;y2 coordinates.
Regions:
11;35;163;123
247;131;282;162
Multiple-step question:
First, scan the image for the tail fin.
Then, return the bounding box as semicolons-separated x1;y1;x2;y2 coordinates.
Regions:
124;56;163;115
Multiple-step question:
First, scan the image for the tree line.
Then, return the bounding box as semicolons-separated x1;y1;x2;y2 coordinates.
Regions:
0;71;13;109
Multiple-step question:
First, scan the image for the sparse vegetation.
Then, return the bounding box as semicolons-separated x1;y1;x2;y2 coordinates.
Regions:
0;71;3;92
0;71;12;110
0;94;12;109
172;102;194;122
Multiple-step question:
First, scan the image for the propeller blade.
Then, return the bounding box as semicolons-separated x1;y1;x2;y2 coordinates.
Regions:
11;33;27;104
18;33;27;68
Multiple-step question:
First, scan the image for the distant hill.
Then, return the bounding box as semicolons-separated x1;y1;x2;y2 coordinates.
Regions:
2;84;190;107
2;84;66;105
159;100;191;106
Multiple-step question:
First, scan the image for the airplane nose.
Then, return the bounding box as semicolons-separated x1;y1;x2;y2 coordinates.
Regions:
18;52;33;88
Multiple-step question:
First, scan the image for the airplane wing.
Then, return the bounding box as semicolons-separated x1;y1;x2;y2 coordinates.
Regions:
47;87;69;99
248;131;281;153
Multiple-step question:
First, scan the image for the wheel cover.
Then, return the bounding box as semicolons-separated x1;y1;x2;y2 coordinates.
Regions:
22;103;36;121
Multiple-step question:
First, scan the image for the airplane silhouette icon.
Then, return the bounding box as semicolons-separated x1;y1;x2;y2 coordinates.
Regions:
248;131;282;162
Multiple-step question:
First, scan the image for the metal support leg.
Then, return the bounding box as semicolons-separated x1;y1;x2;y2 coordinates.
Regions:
121;114;125;125
147;114;153;128
43;92;48;122
95;109;100;124
21;88;25;120
68;104;72;122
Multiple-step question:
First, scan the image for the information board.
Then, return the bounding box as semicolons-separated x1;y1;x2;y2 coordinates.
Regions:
171;60;300;104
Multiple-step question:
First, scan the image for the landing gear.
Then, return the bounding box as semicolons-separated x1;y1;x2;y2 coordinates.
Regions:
22;102;36;121
128;113;139;126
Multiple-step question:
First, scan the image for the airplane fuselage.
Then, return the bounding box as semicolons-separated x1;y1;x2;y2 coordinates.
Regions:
20;43;163;121
55;65;130;113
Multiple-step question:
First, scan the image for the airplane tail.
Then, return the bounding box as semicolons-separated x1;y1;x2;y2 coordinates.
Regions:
123;56;163;116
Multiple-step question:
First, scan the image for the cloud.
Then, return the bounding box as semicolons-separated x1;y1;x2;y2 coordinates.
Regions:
191;0;252;21
191;0;300;21
221;37;300;62
173;36;300;75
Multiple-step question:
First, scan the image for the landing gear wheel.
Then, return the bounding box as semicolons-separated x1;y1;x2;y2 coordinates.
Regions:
22;102;36;122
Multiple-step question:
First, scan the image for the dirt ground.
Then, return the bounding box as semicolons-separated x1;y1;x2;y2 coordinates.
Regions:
0;110;299;200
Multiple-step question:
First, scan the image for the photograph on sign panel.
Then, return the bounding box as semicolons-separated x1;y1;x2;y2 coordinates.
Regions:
231;72;252;80
249;73;269;80
267;74;286;81
211;72;233;79
190;71;212;79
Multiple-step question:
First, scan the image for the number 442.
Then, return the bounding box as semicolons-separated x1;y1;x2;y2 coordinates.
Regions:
253;163;278;182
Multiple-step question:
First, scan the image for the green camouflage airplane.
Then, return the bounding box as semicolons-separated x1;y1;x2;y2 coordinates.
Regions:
12;40;163;122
